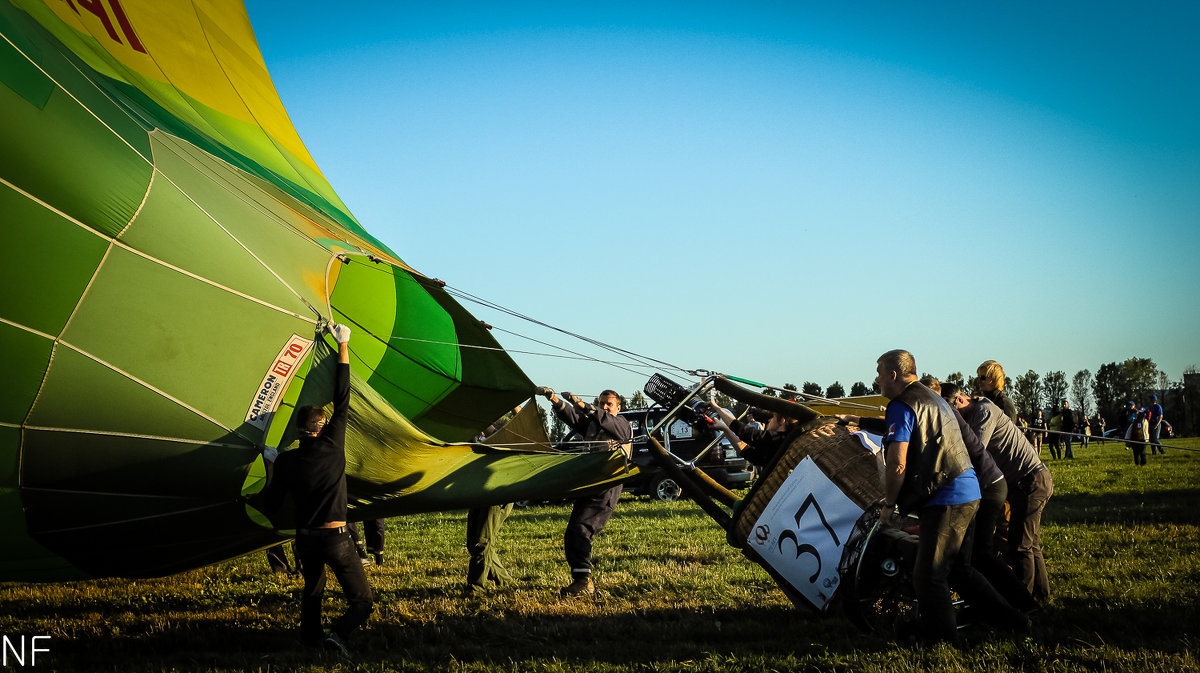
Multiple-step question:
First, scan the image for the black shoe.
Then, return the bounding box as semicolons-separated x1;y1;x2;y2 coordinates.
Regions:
322;629;349;655
373;553;384;566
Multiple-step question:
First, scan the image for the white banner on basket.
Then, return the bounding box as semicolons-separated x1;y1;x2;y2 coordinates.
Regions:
747;456;864;611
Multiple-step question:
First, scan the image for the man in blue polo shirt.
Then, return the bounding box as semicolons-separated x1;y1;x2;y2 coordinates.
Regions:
875;349;1028;642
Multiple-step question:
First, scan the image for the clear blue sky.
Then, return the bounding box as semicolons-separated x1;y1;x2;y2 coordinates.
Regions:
247;1;1199;401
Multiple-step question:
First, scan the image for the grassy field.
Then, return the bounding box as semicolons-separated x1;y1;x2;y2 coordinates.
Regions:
2;438;1198;672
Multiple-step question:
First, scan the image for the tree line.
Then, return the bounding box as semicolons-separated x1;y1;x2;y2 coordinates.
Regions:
545;357;1196;441
749;357;1192;436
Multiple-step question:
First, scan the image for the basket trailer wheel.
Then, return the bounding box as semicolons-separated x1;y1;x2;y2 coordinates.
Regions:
839;515;921;636
649;475;682;502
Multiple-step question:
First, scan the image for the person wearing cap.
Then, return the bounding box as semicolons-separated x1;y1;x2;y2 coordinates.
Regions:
708;404;797;468
1147;394;1165;455
1123;401;1147;466
264;324;373;653
945;384;1054;603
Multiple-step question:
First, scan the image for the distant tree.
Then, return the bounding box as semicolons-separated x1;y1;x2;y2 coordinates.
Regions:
761;387;778;398
1071;369;1094;416
850;381;870;397
1121;357;1159;397
966;375;981;395
713;391;747;416
536;404;550;439
1090;357;1158;427
801;382;822;398
826;381;846;398
945;372;965;389
783;383;800;401
550;413;567;442
871;380;880;394
627;391;648;410
1092;362;1123;426
1011;370;1043;418
1043;371;1068;409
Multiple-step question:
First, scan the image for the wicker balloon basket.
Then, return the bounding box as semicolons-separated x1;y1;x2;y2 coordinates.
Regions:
730;420;886;611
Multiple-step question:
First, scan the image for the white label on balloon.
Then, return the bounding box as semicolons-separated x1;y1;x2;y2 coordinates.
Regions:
747;456;863;611
245;334;314;434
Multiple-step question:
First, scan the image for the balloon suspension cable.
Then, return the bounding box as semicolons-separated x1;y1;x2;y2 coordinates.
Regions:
442;284;696;378
385;334;655;373
486;325;658;378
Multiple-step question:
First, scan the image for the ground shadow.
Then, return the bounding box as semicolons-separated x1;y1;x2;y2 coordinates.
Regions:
30;594;1198;671
1045;488;1200;525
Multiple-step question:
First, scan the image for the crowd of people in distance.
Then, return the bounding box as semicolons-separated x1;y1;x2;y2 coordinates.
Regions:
1001;381;1168;467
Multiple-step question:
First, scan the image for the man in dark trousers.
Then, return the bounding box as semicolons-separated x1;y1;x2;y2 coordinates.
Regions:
539;386;632;597
945;387;1054;603
874;349;1028;643
265;323;373;653
1060;400;1076;459
1147;394;1165;455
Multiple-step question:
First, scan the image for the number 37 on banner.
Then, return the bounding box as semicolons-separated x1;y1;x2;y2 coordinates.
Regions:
747;457;864;611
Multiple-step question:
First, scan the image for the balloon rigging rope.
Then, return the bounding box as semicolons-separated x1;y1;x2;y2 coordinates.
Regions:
440;285;872;408
443;285;694;378
385;335;655;373
485;325;655;378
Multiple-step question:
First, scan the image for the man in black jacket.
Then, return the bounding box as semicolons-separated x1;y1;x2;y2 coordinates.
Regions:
1060;400;1076;459
540;387;632;597
265;323;373;653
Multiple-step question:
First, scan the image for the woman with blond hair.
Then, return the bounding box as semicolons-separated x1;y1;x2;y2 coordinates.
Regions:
977;360;1019;422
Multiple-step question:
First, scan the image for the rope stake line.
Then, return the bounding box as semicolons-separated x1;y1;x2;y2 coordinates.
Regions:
1038;427;1197;453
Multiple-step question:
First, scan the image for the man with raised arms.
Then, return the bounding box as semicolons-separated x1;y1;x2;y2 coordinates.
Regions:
539;387;632;597
265;324;373;653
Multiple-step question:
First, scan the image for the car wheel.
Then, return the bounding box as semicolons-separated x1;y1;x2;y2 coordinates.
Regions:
651;476;682;502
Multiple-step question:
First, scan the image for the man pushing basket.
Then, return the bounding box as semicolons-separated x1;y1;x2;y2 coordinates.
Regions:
872;349;1029;643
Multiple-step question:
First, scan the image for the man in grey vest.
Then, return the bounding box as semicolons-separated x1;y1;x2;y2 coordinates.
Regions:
947;389;1054;602
875;350;1028;642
